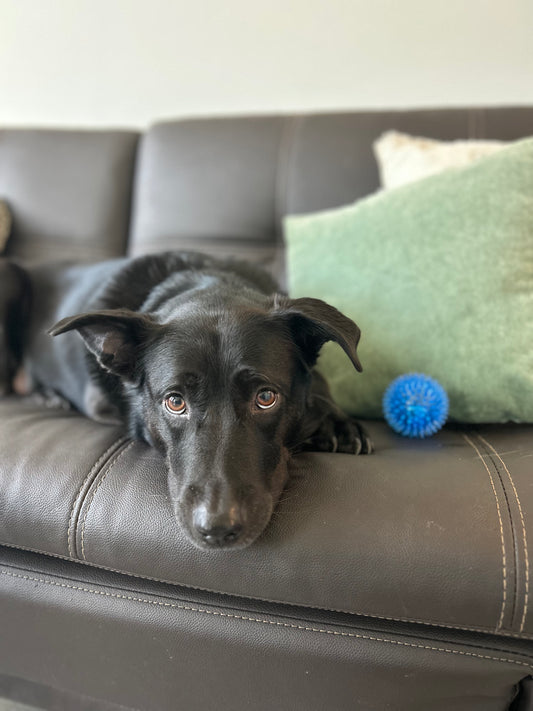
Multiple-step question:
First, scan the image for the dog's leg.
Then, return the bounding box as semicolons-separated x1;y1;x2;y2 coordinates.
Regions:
0;259;31;396
301;370;373;455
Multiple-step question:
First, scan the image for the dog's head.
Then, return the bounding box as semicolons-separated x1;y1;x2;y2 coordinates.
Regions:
50;293;362;550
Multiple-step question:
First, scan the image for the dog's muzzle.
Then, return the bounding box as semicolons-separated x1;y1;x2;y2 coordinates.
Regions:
192;502;245;547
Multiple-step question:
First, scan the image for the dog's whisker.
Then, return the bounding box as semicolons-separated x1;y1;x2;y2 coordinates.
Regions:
275;504;322;515
277;490;301;502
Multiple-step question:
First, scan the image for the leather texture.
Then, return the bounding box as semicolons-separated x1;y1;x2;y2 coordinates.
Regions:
0;129;138;262
2;107;533;710
129;117;287;273
1;546;532;711
2;397;533;640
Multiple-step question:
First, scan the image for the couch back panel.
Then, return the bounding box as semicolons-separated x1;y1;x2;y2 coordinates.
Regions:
2;108;531;269
129;116;287;268
129;107;533;277
0;129;138;262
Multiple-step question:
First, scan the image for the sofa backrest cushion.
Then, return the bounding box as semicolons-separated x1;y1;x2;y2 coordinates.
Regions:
129;107;533;281
129;116;287;271
0;129;138;262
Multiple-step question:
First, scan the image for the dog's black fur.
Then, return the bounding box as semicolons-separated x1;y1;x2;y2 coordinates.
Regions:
0;252;372;550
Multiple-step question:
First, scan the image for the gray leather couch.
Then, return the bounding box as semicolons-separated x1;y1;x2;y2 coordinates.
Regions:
1;108;533;711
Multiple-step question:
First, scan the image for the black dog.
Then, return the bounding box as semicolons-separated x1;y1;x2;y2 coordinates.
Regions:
0;252;372;550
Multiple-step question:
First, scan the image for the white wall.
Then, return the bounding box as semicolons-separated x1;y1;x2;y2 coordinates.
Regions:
1;0;532;128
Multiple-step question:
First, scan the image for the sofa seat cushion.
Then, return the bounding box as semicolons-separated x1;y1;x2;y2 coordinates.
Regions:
1;396;533;639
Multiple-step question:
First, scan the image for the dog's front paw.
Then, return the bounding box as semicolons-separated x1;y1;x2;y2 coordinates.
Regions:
306;413;373;455
30;388;73;412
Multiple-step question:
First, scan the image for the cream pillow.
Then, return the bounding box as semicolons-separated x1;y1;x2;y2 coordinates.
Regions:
0;201;12;253
373;131;506;190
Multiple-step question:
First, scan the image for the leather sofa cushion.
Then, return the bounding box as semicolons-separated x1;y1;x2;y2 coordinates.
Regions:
1;396;533;640
0;129;138;262
129;116;287;273
129;110;533;246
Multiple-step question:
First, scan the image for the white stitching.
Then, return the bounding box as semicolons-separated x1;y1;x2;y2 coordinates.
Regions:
67;437;128;558
2;570;532;671
478;434;530;634
463;434;507;631
80;441;135;561
6;537;533;640
2;432;531;639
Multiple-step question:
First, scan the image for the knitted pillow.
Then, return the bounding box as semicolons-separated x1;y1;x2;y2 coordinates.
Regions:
373;131;506;189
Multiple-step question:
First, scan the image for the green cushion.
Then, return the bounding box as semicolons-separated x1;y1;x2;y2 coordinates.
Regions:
285;137;533;423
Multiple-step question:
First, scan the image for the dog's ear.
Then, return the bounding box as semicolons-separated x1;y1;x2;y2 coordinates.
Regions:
48;309;157;383
272;296;363;372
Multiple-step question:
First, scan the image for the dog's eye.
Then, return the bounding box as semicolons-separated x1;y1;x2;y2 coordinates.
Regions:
164;393;187;415
255;389;278;410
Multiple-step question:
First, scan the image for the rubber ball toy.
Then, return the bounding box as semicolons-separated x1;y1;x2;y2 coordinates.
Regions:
383;373;449;438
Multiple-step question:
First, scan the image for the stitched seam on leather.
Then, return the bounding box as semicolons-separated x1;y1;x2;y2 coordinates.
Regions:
478;434;530;634
468;109;476;138
79;440;135;561
67;437;129;559
4;539;533;642
273;116;290;238
273;115;303;236
2;570;532;671
475;434;520;631
463;434;508;631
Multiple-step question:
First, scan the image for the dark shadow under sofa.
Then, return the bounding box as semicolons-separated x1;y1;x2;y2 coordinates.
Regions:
1;107;533;711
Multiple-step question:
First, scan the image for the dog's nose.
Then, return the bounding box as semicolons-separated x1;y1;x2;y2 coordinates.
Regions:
198;522;244;546
193;505;244;546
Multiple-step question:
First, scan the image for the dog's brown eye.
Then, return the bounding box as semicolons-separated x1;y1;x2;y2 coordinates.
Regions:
164;393;187;415
255;389;278;410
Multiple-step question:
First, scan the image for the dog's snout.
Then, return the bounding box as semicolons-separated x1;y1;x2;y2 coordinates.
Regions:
192;503;244;547
198;521;244;546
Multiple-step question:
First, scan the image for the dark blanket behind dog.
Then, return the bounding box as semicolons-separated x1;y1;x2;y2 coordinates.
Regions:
0;252;372;549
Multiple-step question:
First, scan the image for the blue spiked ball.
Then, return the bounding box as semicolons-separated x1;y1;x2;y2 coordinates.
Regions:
383;373;449;438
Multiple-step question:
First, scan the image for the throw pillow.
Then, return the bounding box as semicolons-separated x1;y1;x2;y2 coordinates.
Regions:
0;200;12;253
285;137;533;423
373;130;506;189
